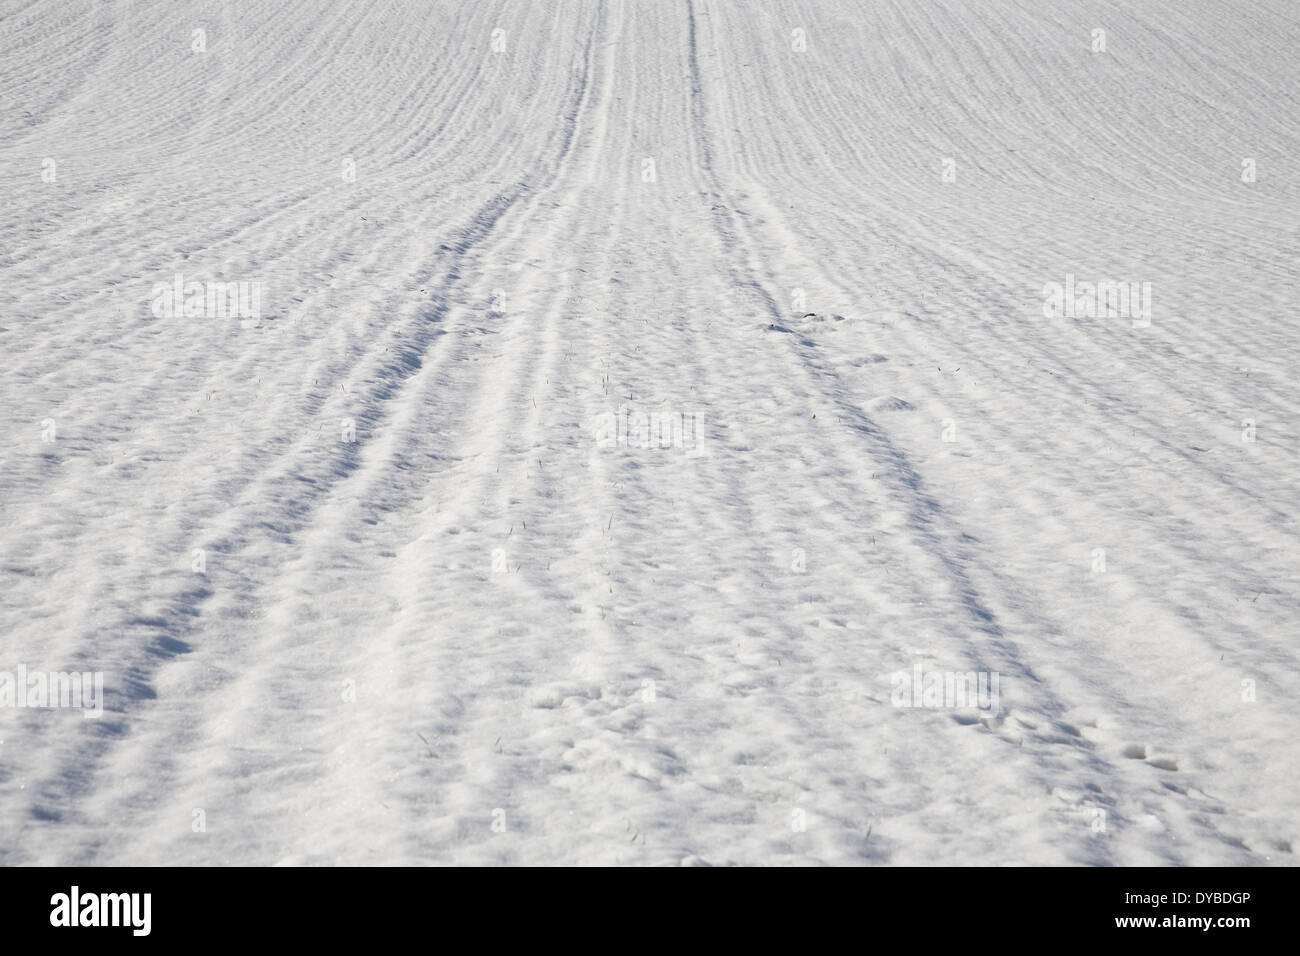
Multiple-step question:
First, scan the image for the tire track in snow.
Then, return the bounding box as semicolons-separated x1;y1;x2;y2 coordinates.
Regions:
51;2;620;865
0;0;604;862
697;0;1299;861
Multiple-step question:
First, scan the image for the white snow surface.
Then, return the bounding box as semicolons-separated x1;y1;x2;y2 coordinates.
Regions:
2;0;1299;866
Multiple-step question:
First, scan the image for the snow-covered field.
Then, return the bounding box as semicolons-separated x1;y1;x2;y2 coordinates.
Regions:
2;0;1298;866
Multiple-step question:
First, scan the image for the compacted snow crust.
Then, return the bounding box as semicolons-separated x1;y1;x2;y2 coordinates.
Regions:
1;0;1298;865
